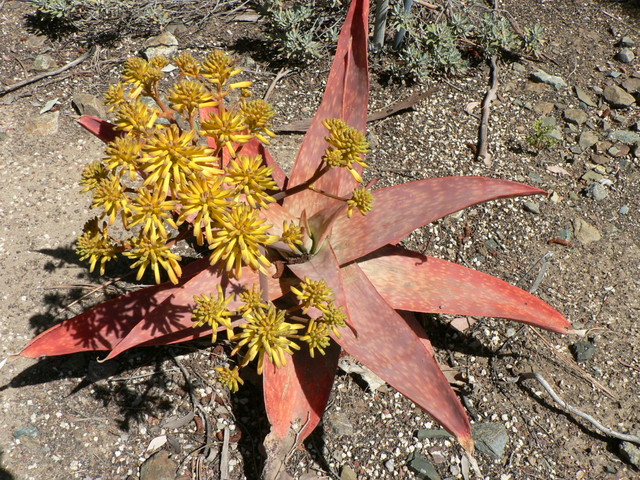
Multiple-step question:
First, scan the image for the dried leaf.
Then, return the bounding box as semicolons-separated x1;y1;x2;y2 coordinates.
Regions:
546;165;571;176
145;435;167;453
40;98;59;114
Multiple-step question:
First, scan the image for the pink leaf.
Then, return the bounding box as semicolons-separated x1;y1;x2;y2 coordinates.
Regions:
335;262;473;450
358;245;572;333
284;0;369;218
331;177;546;265
78;115;122;143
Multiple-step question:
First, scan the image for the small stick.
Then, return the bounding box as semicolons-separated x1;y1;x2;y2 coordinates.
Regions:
220;427;230;480
263;67;292;102
476;55;498;166
529;251;552;294
0;46;96;97
602;10;640;35
522;371;640;444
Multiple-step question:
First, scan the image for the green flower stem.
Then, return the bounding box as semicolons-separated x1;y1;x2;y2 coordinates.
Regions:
272;163;331;201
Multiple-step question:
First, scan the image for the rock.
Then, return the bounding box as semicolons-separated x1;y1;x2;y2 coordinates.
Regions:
384;459;395;472
558;227;573;241
340;465;358;480
608;143;630;157
615;48;635;63
585;182;608;201
327;411;354;437
406;452;441;480
512;62;526;73
472;423;509;459
530;70;567;90
622;77;640;93
143;31;178;59
25;111;59;135
581;170;605;183
523;201;540;214
603;85;636;108
573;218;602;244
564;108;587;125
416;429;454;440
620;36;635;47
524;81;547;94
0;130;7;142
578;131;599;150
72;93;106;118
608;129;640;144
533;101;555;116
621;442;640;468
13;425;39;439
575;86;597;107
590;153;610;165
139;450;177;480
572;341;596;361
620;205;630;215
165;20;187;34
32;54;57;72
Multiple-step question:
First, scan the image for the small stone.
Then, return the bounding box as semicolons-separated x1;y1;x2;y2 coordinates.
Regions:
608;143;630;157
573;218;602;244
620;205;630;215
13;425;39;439
416;429;453;440
523;201;540;214
327;411;354;437
585;182;608;201
609;70;623;78
472;423;509;459
621;441;640;468
595;140;613;154
603;85;636;108
558;228;573;241
534;101;555;116
571;341;596;362
406;452;441;480
607;129;640;145
578;131;599;150
622;77;640;93
340;465;358;480
72;93;106;118
530;70;567;90
590;153;610;165
524;81;547;94
139;450;177;480
528;172;542;184
384;459;395;472
25;111;59;135
581;170;605;182
143;31;178;59
512;62;526;73
32;54;57;72
165;21;188;34
0;130;7;142
615;48;635;63
564;108;587;125
575;86;597;107
550;192;562;203
620;36;635;47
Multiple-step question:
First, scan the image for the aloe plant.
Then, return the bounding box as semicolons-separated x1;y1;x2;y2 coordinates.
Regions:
19;0;571;477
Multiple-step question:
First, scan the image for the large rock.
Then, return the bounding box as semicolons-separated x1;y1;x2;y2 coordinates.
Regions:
573;218;602;244
603;85;636;108
530;70;567;90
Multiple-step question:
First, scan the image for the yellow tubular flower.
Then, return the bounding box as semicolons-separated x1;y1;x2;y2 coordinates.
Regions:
208;204;278;278
290;277;333;313
114;99;160;135
167;79;217;117
104;135;144;180
346;186;374;218
177;175;233;245
141;125;221;195
319;302;347;337
322;118;370;183
76;219;120;275
240;99;276;144
225;155;277;207
80;161;110;193
237;286;268;314
232;304;304;374
280;220;305;250
200;109;252;157
192;284;235;342
129;187;178;237
201;50;243;88
173;52;201;77
215;366;244;393
121;57;164;99
91;175;130;225
300;319;331;358
124;230;182;284
104;82;127;112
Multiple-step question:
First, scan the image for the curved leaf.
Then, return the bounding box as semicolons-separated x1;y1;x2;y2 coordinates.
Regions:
284;0;369;218
359;245;572;333
335;262;473;451
78;115;122;143
331;177;545;265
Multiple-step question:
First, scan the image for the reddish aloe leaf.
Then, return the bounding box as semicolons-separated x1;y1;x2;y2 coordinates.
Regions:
335;262;474;451
263;341;340;440
18;259;212;358
284;0;369;218
78;115;122;143
359;245;572;333
104;264;288;360
332;177;546;265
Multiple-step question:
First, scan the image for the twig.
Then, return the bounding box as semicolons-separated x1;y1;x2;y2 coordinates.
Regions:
220;427;230;480
0;46;96;97
263;67;292;102
529;251;552;294
521;371;640;444
476;55;497;166
618;359;640;374
602;10;640;35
